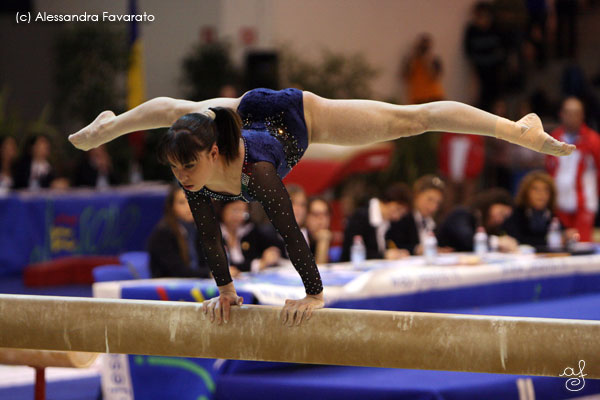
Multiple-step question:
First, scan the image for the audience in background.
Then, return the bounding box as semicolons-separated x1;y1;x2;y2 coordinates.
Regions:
401;33;445;104
0;136;17;190
74;145;118;188
525;0;549;69
341;182;412;261
218;200;281;276
463;1;506;110
438;131;484;212
286;184;309;242
12;134;56;190
387;175;447;255
546;96;600;241
305;197;333;264
437;188;516;252
555;0;579;59
147;185;210;278
219;84;239;98
503;170;577;248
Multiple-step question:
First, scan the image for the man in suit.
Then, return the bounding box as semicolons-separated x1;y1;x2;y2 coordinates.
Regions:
386;175;446;255
341;182;412;261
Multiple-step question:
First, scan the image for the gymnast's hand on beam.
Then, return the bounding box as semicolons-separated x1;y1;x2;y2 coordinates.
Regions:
202;286;244;325
68;110;116;151
279;292;324;327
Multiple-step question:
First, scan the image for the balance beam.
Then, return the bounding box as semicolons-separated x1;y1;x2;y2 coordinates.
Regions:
0;294;598;378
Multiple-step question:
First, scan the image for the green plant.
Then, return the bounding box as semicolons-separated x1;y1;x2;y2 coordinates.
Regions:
54;23;128;124
279;46;379;99
181;41;240;101
53;23;131;182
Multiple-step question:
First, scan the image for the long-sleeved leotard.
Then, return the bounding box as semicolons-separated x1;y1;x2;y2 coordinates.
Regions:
182;88;323;295
182;161;323;295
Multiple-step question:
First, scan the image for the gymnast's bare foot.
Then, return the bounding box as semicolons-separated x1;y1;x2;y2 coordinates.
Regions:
518;113;576;157
68;110;115;151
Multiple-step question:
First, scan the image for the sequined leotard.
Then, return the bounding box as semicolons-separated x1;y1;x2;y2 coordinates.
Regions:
182;88;324;295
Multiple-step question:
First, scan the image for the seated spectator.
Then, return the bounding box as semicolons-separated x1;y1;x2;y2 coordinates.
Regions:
0;136;17;190
387;175;446;255
218;200;282;276
437;188;516;252
341;182;412;261
286;183;309;242
305;197;333;264
12;134;56;190
148;185;211;278
74;145;118;188
503;170;577;248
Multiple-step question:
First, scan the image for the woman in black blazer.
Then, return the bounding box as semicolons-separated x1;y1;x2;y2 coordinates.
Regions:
386;175;446;255
341;182;412;261
12;134;56;189
503;170;577;248
148;185;211;278
217;200;282;275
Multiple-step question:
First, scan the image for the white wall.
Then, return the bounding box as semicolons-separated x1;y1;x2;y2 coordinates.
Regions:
33;0;478;102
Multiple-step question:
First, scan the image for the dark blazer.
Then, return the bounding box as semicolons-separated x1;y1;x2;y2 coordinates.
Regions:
436;207;478;252
341;207;384;261
386;214;421;255
12;157;54;189
147;221;211;278
73;157;119;187
224;224;281;272
503;206;556;248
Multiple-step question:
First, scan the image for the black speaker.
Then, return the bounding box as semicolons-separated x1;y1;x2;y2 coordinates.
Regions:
244;51;279;90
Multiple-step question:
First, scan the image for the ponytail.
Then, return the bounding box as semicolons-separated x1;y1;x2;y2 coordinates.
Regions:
209;107;241;164
157;107;242;166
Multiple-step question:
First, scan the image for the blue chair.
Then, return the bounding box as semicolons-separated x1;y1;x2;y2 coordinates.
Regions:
93;265;135;282
328;246;343;263
119;251;151;279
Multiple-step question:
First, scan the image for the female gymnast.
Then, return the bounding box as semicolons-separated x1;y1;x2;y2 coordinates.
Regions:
68;88;575;327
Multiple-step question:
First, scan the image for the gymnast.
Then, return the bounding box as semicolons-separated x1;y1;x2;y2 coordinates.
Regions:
68;88;575;327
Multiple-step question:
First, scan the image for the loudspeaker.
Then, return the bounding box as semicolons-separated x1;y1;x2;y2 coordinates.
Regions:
245;51;279;90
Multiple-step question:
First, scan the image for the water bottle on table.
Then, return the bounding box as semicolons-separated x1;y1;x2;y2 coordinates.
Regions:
351;235;366;267
423;232;437;265
474;226;488;257
546;217;562;251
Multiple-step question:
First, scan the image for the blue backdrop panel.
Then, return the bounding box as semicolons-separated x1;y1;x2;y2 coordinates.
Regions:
0;190;166;276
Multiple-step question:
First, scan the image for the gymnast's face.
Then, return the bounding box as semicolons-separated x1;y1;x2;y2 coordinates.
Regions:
168;145;218;191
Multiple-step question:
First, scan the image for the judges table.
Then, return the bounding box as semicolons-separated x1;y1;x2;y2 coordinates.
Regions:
0;185;168;276
93;253;600;400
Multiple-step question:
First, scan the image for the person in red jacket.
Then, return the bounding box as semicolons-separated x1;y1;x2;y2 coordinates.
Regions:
546;96;600;241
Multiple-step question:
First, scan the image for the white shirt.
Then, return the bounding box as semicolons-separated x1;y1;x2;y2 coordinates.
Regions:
220;223;254;266
29;159;50;189
413;210;435;247
368;198;389;255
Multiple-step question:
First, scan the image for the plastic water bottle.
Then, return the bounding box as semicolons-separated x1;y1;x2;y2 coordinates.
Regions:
423;231;437;265
474;227;488;257
351;235;366;267
547;217;562;250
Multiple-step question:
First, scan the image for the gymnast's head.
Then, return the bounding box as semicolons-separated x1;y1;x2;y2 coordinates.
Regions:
157;107;242;191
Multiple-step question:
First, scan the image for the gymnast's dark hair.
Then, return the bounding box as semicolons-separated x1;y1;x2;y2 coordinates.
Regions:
157;107;241;166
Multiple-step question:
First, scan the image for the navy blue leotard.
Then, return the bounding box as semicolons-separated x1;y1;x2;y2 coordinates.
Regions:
182;88;323;296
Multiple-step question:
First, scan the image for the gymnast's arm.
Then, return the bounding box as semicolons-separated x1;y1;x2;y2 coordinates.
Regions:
183;189;244;324
247;162;324;325
68;95;244;151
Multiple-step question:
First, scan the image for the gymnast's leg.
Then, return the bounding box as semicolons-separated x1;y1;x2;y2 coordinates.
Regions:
303;92;575;156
